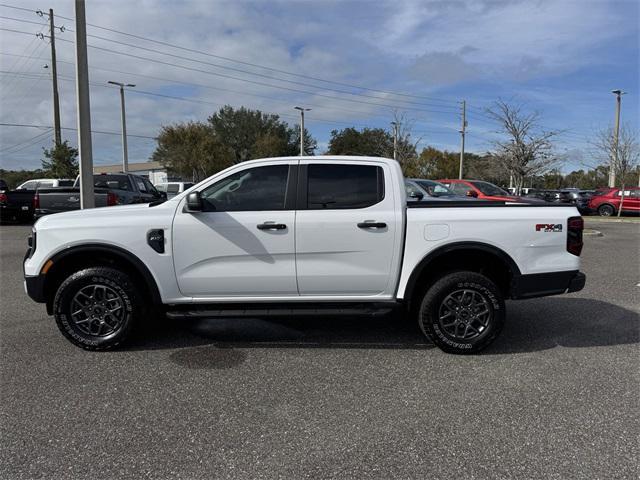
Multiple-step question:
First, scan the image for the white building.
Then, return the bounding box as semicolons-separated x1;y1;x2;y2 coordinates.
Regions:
92;161;168;184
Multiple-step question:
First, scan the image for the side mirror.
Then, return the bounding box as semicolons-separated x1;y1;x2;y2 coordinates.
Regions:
409;191;424;200
185;191;203;212
159;191;167;200
466;190;478;198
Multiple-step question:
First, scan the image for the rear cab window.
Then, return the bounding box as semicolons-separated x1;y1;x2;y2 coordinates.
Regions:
93;175;132;191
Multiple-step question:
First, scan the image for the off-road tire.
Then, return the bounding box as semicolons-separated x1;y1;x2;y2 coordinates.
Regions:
418;271;505;354
53;267;142;350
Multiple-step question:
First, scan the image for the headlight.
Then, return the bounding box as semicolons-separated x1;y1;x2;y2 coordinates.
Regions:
27;228;36;257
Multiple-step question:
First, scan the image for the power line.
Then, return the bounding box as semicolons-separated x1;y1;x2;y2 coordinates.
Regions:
2;30;457;115
0;122;157;139
0;128;52;153
0;3;35;14
81;31;460;112
0;14;47;27
1;31;47;100
0;27;492;124
1;14;463;112
48;10;461;107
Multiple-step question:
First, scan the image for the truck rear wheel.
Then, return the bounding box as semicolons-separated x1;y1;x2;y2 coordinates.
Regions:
53;267;142;350
418;271;505;354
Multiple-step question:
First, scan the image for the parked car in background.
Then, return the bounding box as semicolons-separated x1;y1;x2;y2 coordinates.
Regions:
587;187;640;216
16;178;74;190
0;179;35;223
438;179;544;203
574;190;595;214
34;173;166;218
1;178;78;223
405;179;482;202
154;181;195;199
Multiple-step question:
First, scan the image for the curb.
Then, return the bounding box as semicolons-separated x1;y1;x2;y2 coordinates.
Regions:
584;217;640;224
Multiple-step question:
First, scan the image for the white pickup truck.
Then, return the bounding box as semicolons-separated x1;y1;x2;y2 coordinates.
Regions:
23;156;585;354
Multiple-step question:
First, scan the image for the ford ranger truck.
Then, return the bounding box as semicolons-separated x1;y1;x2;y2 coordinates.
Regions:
23;156;585;354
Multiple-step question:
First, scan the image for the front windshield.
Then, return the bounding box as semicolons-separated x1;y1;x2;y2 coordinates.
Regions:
471;181;509;196
416;180;455;196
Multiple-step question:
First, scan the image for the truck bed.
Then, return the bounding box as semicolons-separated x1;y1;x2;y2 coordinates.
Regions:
35;187;110;217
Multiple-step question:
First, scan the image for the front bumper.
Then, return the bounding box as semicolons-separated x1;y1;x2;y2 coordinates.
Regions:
510;270;586;299
24;274;46;303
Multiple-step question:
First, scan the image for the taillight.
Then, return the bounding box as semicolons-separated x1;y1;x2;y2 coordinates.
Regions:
0;192;7;203
33;192;39;209
567;216;583;256
107;192;117;206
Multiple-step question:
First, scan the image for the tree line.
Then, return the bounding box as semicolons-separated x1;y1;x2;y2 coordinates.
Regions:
2;102;637;191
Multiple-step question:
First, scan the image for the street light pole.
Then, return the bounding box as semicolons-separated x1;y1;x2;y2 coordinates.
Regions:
294;106;310;156
108;80;135;172
391;121;398;160
74;0;94;209
609;89;625;188
458;100;466;179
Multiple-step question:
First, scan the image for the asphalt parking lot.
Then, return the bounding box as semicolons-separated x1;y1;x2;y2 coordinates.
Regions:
1;220;638;479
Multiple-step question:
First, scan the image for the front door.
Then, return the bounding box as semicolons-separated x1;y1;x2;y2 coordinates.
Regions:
173;162;298;298
295;161;401;297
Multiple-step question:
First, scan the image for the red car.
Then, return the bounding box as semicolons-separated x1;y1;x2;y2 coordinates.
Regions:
438;179;534;202
587;187;640;216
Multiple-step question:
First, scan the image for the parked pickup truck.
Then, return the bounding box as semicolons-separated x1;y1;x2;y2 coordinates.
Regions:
23;156;586;354
1;178;74;222
34;173;165;217
0;184;35;222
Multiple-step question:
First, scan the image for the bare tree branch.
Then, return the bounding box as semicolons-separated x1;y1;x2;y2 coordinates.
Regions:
486;100;562;193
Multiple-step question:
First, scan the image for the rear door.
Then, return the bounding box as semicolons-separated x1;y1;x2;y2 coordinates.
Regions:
621;189;640;212
295;160;401;297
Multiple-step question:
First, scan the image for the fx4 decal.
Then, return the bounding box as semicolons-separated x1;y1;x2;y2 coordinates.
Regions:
536;223;563;232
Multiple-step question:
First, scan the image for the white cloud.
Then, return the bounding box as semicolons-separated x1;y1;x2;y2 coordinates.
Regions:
371;0;633;84
0;0;636;171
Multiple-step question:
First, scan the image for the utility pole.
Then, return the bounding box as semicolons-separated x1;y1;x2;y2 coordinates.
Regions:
391;121;398;160
108;81;135;172
74;0;94;209
609;89;625;187
458;100;467;179
48;9;61;145
294;106;310;156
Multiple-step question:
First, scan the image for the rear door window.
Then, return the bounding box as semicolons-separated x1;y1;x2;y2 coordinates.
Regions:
306;164;384;209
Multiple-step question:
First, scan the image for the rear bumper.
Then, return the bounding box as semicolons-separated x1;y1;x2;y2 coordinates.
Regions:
0;204;32;218
510;270;586;299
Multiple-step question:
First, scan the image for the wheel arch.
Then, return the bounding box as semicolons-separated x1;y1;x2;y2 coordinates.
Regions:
403;241;521;311
42;244;162;314
597;202;617;214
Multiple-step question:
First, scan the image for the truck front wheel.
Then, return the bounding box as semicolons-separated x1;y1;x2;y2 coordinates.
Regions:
53;267;142;350
418;271;505;354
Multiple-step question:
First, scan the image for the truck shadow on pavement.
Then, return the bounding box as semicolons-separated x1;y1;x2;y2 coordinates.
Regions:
126;297;639;367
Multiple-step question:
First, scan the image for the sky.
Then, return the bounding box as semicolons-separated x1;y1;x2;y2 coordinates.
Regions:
0;0;638;172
